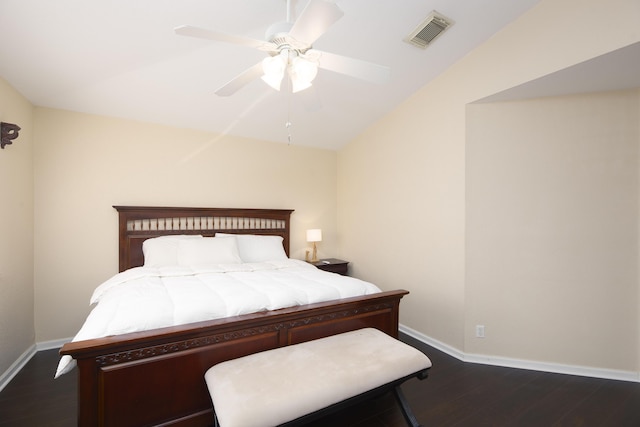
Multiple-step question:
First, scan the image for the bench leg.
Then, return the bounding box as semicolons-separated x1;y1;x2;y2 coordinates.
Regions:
393;385;423;427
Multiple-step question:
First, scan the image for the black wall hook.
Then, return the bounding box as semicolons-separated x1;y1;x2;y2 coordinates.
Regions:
1;122;21;149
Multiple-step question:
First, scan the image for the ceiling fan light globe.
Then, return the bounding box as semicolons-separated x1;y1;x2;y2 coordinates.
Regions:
261;73;283;91
261;56;285;91
291;77;312;93
292;57;318;82
262;55;285;76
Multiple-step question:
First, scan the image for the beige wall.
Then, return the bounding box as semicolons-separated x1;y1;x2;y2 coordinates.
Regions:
0;77;34;375
338;0;640;372
467;91;639;370
33;108;338;342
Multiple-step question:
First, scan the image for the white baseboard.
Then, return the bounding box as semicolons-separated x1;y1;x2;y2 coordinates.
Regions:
399;324;640;383
3;329;638;394
0;344;36;393
36;337;73;351
400;324;466;361
0;337;73;393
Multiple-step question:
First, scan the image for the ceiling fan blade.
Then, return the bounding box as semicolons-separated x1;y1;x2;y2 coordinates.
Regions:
174;25;276;52
289;0;344;46
215;62;265;96
312;50;390;84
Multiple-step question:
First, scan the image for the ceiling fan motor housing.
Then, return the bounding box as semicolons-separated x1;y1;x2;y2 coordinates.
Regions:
265;21;309;55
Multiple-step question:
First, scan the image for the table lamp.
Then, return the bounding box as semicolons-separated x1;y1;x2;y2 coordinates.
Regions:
306;229;322;263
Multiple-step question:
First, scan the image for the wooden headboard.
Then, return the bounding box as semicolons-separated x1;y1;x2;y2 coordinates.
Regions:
114;206;295;272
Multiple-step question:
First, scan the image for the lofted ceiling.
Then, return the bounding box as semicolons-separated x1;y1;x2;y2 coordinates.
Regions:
0;0;543;150
476;41;640;103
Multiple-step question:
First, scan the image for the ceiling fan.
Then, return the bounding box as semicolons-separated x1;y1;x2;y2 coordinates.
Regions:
175;0;390;96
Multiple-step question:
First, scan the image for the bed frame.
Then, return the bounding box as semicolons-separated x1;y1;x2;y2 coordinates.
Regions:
59;206;409;427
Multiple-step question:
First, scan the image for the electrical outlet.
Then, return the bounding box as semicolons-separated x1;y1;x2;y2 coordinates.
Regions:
475;325;485;338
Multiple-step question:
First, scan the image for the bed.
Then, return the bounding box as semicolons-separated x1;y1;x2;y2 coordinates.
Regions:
59;206;409;427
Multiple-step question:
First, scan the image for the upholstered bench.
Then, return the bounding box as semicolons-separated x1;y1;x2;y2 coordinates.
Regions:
204;328;432;427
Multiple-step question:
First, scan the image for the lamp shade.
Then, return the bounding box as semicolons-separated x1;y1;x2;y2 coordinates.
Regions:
291;77;312;93
292;56;318;82
290;56;318;93
306;229;322;243
261;54;286;90
260;49;318;94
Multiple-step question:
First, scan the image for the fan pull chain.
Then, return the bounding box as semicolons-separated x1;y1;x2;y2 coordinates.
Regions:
285;74;293;145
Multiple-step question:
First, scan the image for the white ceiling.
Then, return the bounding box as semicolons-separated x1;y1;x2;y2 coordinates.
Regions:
0;0;545;150
477;41;640;103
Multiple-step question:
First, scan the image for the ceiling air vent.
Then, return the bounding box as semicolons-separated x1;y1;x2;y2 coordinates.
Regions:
404;11;453;49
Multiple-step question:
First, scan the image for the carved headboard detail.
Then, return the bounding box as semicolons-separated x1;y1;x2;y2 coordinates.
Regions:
114;206;294;272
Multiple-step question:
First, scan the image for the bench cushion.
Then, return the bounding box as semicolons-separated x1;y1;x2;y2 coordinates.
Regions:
205;328;432;427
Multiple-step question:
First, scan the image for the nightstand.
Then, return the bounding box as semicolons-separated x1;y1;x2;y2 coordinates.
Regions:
310;258;349;276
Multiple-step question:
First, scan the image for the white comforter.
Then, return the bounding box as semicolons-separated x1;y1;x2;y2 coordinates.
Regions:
55;259;381;377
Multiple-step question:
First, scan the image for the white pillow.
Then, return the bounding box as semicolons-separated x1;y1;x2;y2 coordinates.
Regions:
177;237;242;266
142;235;203;267
216;233;288;263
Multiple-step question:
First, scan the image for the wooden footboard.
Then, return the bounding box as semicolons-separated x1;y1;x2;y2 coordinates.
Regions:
60;289;408;427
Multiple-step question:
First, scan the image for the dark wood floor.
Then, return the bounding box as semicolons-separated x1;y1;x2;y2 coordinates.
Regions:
2;334;640;426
